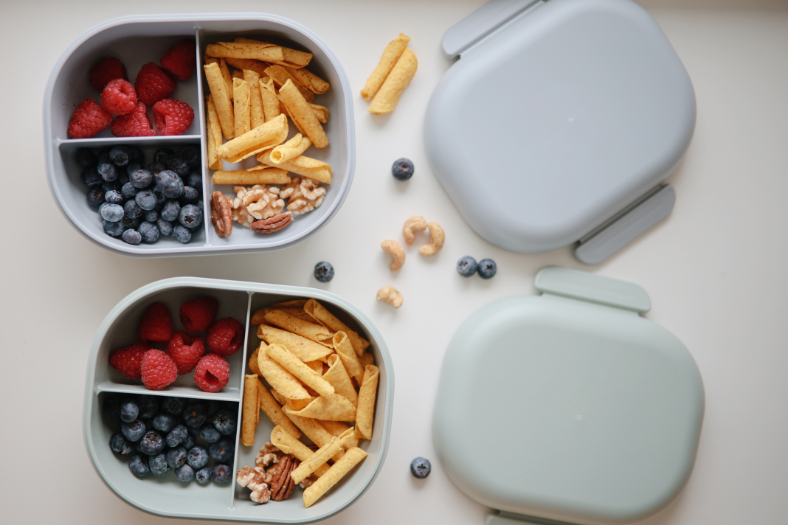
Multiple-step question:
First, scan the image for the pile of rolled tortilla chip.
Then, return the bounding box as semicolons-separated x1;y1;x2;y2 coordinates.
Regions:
361;33;418;114
241;298;379;508
203;37;333;237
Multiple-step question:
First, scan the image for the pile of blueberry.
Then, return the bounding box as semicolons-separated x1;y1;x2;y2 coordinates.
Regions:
104;394;236;484
76;144;204;245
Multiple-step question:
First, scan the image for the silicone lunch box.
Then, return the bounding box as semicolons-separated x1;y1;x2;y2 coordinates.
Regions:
45;14;355;256
433;267;704;525
83;277;392;522
424;0;696;264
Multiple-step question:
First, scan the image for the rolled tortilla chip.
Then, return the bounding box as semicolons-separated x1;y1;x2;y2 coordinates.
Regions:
216;113;288;163
286;398;312;411
284;412;334;448
243;69;265;128
272;299;308;309
264;65;315;103
249;346;260;375
204;62;234;139
252;307;312;324
205;95;223;170
212;166;290;185
309;103;329;124
225;57;270;77
219;59;234;101
303;447;368;508
361;33;411;100
286;66;330;94
267;344;335;398
369;47;418;114
258;325;333;362
233;78;251;137
304;360;323;374
236;37;312;69
259;78;281;123
232;69;244;80
257;379;302;439
359;352;375;368
291;428;355;484
305;299;370;356
206;42;284;63
321;421;359;455
264;309;334;345
323;354;358;406
333;332;364;385
279;79;328;148
258;150;331;185
270;134;311;165
242;374;260;446
257;342;311;401
356;365;379;440
284;393;356;422
271;425;330;477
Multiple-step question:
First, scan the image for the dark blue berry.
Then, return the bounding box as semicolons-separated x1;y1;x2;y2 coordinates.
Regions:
165;424;189;448
124;199;143;219
87;187;105;208
212;409;237;436
187;172;202;191
154;189;167;208
117;175;130;188
176;464;195;482
200;426;221;444
97;162;118;182
97;147;111;164
158;170;184;199
122;229;142;245
138;396;159;418
205;401;221;417
99;203;124;222
110;432;133;455
154;148;174;164
182;434;195;451
121;420;146;442
187;424;203;437
81;166;102;187
103;396;122;418
477;259;497;279
109;146;130;167
160;200;180;222
146;161;166;176
128;146;145;165
410;457;431;478
212;464;232;483
196;200;204;212
136;190;157;211
314;261;334;283
102;180;120;194
187;446;209;469
121;216;140;231
139;221;160;243
180;186;199;204
208;440;234;463
129;455;149;478
120;400;139;423
125;164;141;179
166;156;190;177
183;403;207;428
161;397;185;416
179;146;200;168
152;413;176;433
173;225;192;244
76;148;97;168
104;190;123;205
392;158;414;181
179;204;202;229
149;453;170;476
139;431;165;455
103;219;124;237
129;168;153;189
195;467;212;485
157;219;173;236
166;446;188;469
121;182;137;200
144;209;158;223
457;256;478;277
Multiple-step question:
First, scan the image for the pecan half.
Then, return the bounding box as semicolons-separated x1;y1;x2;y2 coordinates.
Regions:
251;212;293;234
211;191;233;238
269;455;300;501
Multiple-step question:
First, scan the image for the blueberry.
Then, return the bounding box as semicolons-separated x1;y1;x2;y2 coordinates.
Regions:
195;467;212;485
176;464;195;482
179;204;202;229
99;203;124;222
139;221;160;243
121;216;140;231
109;146;130;167
121;420;146;442
212;464;232;484
477;259;497;279
200;426;221;444
158;170;184;199
147;453;169;476
124;199;143;219
152;413;176;433
136;190;157;211
166;156;190;177
144;209;158;223
120;400;139;423
180;186;199;204
97;147;111;164
103;219;124;237
97;162;118;182
110;432;133;455
87;187;105;209
121;182;137;200
183;403;207;428
103;396;122;418
208;440;234;463
160;200;180;222
129;455;149;478
161;397;185;416
154;148;175;164
166;424;189;447
154;189;167;208
205;401;221;417
129;168;153;189
122;229;142;245
166;446;188;469
117;174;130;187
157;219;173;236
80;166;102;187
187;446;209;469
76;148;97;168
138;396;159;418
410;457;431;478
104;190;124;205
102;180;120;194
187;172;202;191
173;225;192;244
392;158;414;181
457;256;478;277
196;200;204;212
212;409;237;436
187;424;204;437
146;161;166;176
128;146;145;165
182;434;195;451
314;261;334;283
125;162;140;177
139;431;165;456
179;146;200;168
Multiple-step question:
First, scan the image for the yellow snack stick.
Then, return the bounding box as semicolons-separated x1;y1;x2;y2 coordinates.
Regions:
355;365;379;440
369;47;418;114
333;332;364;385
291;428;355;484
284;412;334;448
243;69;264;128
270;134;311;165
271;426;330;477
206;42;284;63
359;352;375;368
242;374;260;446
264;65;316;103
304;299;370;356
225;57;270;78
272;299;308;309
212;166;290;186
204;62;234;139
279;79;328;148
361;33;410;100
258;150;331;185
216;114;288;163
205;95;223;171
259;78;281;122
252;307;313;324
219;59;234;101
258;324;334;362
257;342;311;401
309;103;329;124
267;344;335;398
320;420;350;437
257;378;302;439
263;309;334;345
285;66;330;94
303;447;368;507
232;77;251;137
286;398;312;411
284;393;356;422
248;346;260;375
235;37;312;69
323;354;358;406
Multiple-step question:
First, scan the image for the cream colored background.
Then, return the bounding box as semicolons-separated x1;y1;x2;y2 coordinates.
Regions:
1;0;787;523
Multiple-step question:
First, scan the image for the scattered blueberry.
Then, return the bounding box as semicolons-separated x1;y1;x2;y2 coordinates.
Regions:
176;464;195;482
166;446;188;469
187;446;209;469
109;146;130;167
138;396;159;418
179;204;202;229
121;182;138;200
154;148;174;164
144;209;158;223
212;409;237;436
212;464;232;484
117;174;130;187
136;190;157;211
165;424;189;448
126;163;141;177
129;455;149;478
124;199;143;219
314;261;335;283
105;190;124;205
392;158;414;181
99;203;124;222
157;219;173;236
187;424;204;437
103;219;124;237
410;457;431;478
183;403;207;428
166;156;190;177
152;413;176;433
138;431;165;456
76;148;97;168
161;397;185;416
146;161;166;176
121;420;146;442
179;146;200;168
196;200;204;212
182;434;195;451
477;259;497;279
110;433;133;455
122;229;142;245
149;453;170;476
200;426;221;444
181;186;199;204
158;170;184;199
121;216;140;231
87;187;105;208
81;166;102;187
97;162;118;182
160;200;180;222
195;467;212;485
139;221;160;243
457;256;478;277
208;440;234;463
120;400;139;423
102;180;120;193
129;168;153;189
187;172;202;191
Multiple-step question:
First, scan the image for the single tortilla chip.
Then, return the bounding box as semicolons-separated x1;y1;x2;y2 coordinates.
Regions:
369;47;418;114
205;95;223;170
286;66;330;94
258;379;302;439
236;37;312;69
204;62;234;139
251;306;313;324
286;397;312;411
265;65;315;103
361;33;411;100
212;166;290;185
303;447;368;508
309;103;329;124
258;324;334;362
270;133;311;165
206;42;284;63
333;332;364;385
355;365;379;440
258;150;331;185
323;354;358;406
216;113;288;163
271;425;330;477
225;57;270;77
243;69;265;128
284;412;334;448
285;393;356;422
232;77;251;137
290;428;355;484
257;341;311;401
305;299;370;356
219;59;234;101
248;347;260;375
359;352;375;368
242;374;260;446
259;78;281;122
263;309;334;345
267;343;335;398
272;299;308;309
279;79;328;148
304;360;324;374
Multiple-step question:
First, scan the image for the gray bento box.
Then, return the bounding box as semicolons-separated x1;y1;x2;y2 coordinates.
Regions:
83;277;393;522
45;14;355;256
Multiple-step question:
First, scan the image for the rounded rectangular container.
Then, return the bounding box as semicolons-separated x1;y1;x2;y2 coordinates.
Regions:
83;277;392;522
45;14;355;256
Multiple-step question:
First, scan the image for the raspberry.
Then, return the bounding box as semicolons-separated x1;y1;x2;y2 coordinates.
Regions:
137;302;173;343
109;343;148;379
89;57;128;90
101;79;137;115
193;354;230;393
111;102;157;137
67;98;112;138
153;99;194;136
135;62;175;106
141;349;178;390
160;40;196;81
167;331;205;375
206;318;244;356
180;297;219;332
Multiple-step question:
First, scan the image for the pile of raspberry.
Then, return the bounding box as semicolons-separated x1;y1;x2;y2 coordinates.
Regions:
109;297;244;392
68;40;196;138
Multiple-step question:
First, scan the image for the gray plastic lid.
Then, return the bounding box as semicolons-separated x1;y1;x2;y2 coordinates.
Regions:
432;267;704;525
424;0;696;261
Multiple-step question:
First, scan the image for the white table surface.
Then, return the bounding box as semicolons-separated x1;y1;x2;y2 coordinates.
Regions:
2;0;787;523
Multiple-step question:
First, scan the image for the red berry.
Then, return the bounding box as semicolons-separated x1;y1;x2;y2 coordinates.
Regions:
166;331;205;375
109;343;148;379
180;297;219;332
152;99;194;136
89;57;128;90
135;62;175;106
137;302;173;343
111;102;157;137
161;40;196;81
206;318;244;356
140;349;178;390
193;354;230;393
67;98;112;138
101;78;137;115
